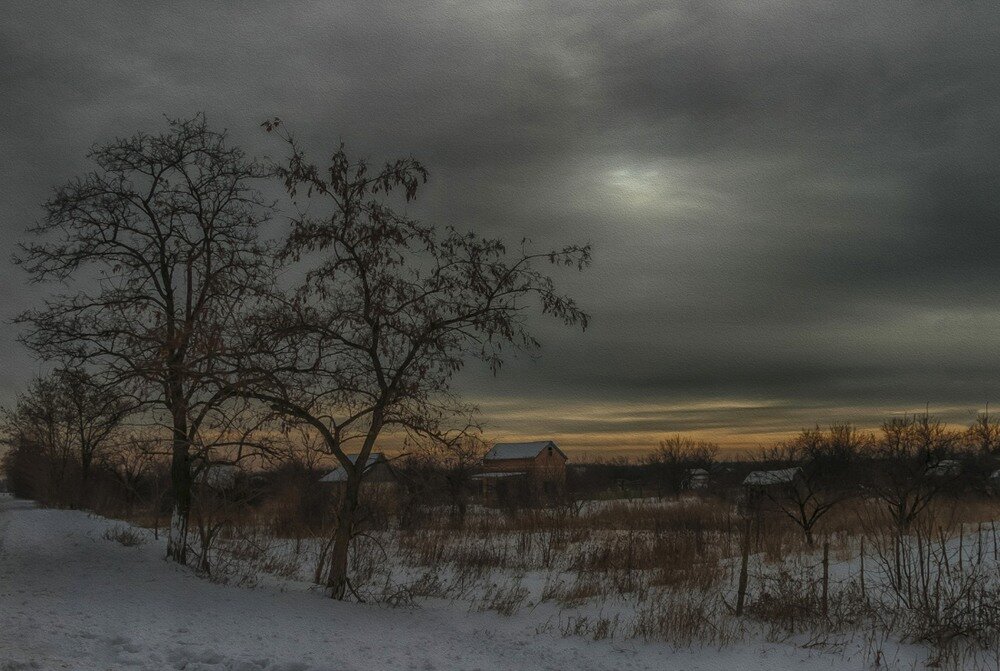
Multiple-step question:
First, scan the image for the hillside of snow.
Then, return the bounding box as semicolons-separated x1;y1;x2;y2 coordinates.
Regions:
0;494;922;670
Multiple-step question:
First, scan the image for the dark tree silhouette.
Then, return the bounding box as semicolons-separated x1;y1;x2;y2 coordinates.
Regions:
870;414;959;533
2;368;130;507
241;119;591;598
15;115;273;563
758;425;866;545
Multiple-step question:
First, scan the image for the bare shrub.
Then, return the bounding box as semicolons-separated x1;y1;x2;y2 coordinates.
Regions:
868;523;1000;664
629;588;740;647
559;612;622;641
476;579;529;616
102;525;147;547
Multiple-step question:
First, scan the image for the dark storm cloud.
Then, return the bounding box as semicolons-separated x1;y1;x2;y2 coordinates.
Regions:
3;1;1000;448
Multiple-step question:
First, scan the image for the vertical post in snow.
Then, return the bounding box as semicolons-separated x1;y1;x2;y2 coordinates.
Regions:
958;523;964;574
859;536;866;603
821;539;829;618
736;517;751;616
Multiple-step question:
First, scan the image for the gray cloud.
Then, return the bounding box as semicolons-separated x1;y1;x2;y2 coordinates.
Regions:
4;1;1000;449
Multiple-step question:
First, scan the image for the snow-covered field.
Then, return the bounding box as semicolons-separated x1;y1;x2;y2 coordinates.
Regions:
0;493;930;670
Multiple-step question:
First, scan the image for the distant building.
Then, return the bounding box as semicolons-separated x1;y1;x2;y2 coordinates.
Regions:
193;462;242;490
926;459;961;478
740;467;804;514
319;453;397;491
472;440;567;503
742;467;803;489
682;468;710;490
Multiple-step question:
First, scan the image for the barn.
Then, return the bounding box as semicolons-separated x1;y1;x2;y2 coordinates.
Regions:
471;440;567;503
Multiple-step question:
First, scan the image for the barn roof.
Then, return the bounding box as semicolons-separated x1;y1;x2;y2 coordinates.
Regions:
319;453;386;483
470;471;528;479
484;441;566;461
927;459;961;477
743;467;802;487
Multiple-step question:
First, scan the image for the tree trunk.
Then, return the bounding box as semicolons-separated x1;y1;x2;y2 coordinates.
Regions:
326;476;360;599
166;414;192;564
324;410;383;599
79;449;92;509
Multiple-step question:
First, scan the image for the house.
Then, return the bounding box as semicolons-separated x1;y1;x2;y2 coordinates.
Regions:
926;459;961;478
319;453;397;490
472;440;567;503
742;467;803;489
682;468;710;491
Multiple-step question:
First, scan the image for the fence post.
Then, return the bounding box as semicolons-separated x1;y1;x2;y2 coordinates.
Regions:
859;536;866;602
821;539;829;617
736;516;751;616
958;523;964;573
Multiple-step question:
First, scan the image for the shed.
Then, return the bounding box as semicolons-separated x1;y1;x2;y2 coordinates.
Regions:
319;453;395;484
682;468;710;490
926;459;961;478
742;467;803;488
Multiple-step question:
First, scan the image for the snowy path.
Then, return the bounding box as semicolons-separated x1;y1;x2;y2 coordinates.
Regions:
0;495;877;670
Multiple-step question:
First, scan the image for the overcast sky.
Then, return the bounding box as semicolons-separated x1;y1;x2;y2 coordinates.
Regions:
4;2;1000;453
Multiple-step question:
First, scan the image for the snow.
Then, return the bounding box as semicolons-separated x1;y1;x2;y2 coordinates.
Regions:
0;493;918;670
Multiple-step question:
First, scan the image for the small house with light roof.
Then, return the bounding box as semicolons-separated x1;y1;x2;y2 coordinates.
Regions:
319;452;397;494
471;440;567;502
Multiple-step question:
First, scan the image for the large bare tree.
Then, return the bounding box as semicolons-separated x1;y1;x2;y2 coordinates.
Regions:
242;120;591;598
15;115;273;562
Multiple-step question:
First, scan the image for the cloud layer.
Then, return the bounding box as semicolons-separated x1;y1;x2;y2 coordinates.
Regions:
4;2;1000;451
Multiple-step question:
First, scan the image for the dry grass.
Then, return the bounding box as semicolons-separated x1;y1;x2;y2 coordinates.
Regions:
102;525;147;547
98;485;1000;668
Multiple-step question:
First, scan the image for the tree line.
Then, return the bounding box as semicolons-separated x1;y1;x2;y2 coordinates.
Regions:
4;115;591;598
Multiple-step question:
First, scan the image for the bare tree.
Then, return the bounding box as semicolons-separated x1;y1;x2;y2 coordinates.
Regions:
1;368;130;507
870;414;959;533
965;410;1000;455
103;429;162;515
401;433;488;526
645;435;718;496
15;115;273;562
240;120;591;598
53;368;132;506
757;424;865;545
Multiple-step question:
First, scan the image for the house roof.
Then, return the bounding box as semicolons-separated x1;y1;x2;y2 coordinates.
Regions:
470;471;528;479
319;453;385;483
743;467;802;487
484;441;566;461
927;459;961;477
